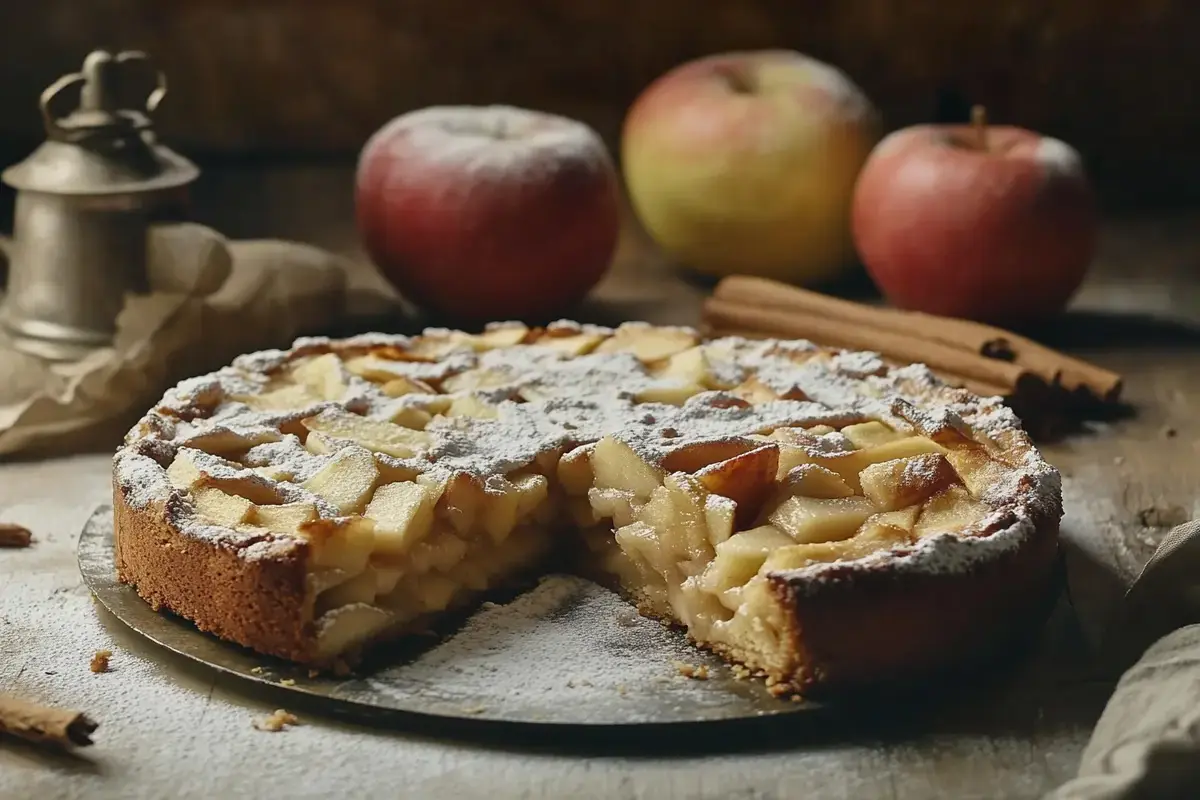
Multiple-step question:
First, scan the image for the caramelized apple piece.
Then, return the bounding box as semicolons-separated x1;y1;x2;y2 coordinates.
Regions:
512;473;550;519
768;495;875;544
859;452;958;511
364;481;436;555
591;436;663;499
595;323;698;363
694;444;779;528
660;438;760;474
799;436;947;492
302;408;432;459
731;376;780;404
944;446;1009;498
302;446;381;515
406;533;469;574
432;472;486;537
862;505;921;536
777;464;856;499
914;485;991;538
179;428;282;457
479;477;522;543
614;521;673;577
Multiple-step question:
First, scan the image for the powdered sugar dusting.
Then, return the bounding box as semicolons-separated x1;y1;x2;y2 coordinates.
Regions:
116;321;1061;580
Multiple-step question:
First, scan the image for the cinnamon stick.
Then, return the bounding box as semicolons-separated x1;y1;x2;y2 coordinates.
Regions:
710;276;1123;402
0;693;97;748
703;297;1032;395
0;523;32;548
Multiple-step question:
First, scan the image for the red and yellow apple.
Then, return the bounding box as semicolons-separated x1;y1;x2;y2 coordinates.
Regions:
851;111;1097;323
356;105;621;322
621;50;881;285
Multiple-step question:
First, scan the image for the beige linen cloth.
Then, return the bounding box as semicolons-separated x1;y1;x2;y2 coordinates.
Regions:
0;222;396;458
1049;521;1200;799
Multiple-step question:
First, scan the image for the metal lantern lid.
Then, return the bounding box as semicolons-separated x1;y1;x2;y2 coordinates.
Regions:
1;49;199;197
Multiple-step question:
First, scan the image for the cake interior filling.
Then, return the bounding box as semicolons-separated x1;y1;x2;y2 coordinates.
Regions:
145;325;1012;674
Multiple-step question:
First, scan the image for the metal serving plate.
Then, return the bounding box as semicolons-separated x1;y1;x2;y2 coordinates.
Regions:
79;506;821;728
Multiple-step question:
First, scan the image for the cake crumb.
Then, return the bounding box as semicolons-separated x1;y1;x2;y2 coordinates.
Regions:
0;523;32;548
89;650;112;673
278;678;296;687
672;661;710;680
731;664;752;681
307;669;320;679
253;709;300;732
250;666;265;675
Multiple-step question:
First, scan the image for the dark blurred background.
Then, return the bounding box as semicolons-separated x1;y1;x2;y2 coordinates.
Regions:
0;1;1198;212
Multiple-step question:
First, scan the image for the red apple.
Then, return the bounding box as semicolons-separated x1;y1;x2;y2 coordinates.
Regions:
356;105;621;322
622;50;881;285
851;112;1097;323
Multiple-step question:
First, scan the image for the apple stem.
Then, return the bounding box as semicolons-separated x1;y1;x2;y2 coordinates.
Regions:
972;105;988;151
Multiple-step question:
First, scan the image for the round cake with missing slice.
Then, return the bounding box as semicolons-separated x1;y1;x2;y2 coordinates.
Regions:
112;320;1063;696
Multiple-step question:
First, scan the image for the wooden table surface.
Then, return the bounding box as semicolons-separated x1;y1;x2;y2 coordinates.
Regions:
3;164;1200;800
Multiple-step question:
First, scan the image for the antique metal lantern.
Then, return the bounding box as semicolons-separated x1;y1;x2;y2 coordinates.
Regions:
1;50;199;361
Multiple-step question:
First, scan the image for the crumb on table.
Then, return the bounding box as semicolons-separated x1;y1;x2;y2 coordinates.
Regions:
278;678;296;687
672;660;710;680
0;523;32;548
252;709;300;732
731;664;752;681
89;650;112;673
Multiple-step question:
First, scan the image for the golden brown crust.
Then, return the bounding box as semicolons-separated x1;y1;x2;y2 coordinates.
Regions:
769;517;1061;695
113;479;316;662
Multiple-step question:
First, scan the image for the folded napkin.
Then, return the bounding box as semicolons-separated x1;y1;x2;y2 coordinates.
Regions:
0;223;397;458
1050;520;1200;799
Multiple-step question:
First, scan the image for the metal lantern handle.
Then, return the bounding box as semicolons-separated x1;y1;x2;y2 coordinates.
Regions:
38;50;169;142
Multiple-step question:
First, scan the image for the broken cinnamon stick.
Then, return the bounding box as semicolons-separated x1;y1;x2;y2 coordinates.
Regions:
0;693;97;748
703;296;1032;396
0;523;32;548
710;275;1123;402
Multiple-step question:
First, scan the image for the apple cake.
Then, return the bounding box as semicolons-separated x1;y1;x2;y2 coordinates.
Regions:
112;321;1062;695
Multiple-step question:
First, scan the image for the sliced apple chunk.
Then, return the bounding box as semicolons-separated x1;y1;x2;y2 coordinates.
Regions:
556;444;594;496
291;353;349;401
633;382;705;406
759;520;915;573
769;495;875;544
944;446;1009;498
472;323;531;349
537;331;606;356
234;383;322;411
480;478;522;543
302;446;380;515
702;525;795;592
859;452;958;511
704;494;737;546
319;569;380;610
406;533;468;574
315;604;393;660
778;464;856;499
841;421;904;449
364;481;436;555
591;436;663;499
660;438;760;474
588;487;639;527
254;502;318;532
512;473;550;519
813;436;947;492
914;485;991;539
595;323;698;364
302;408;431;459
447;395;500;420
654;345;712;386
191;486;255;526
298;516;376;574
